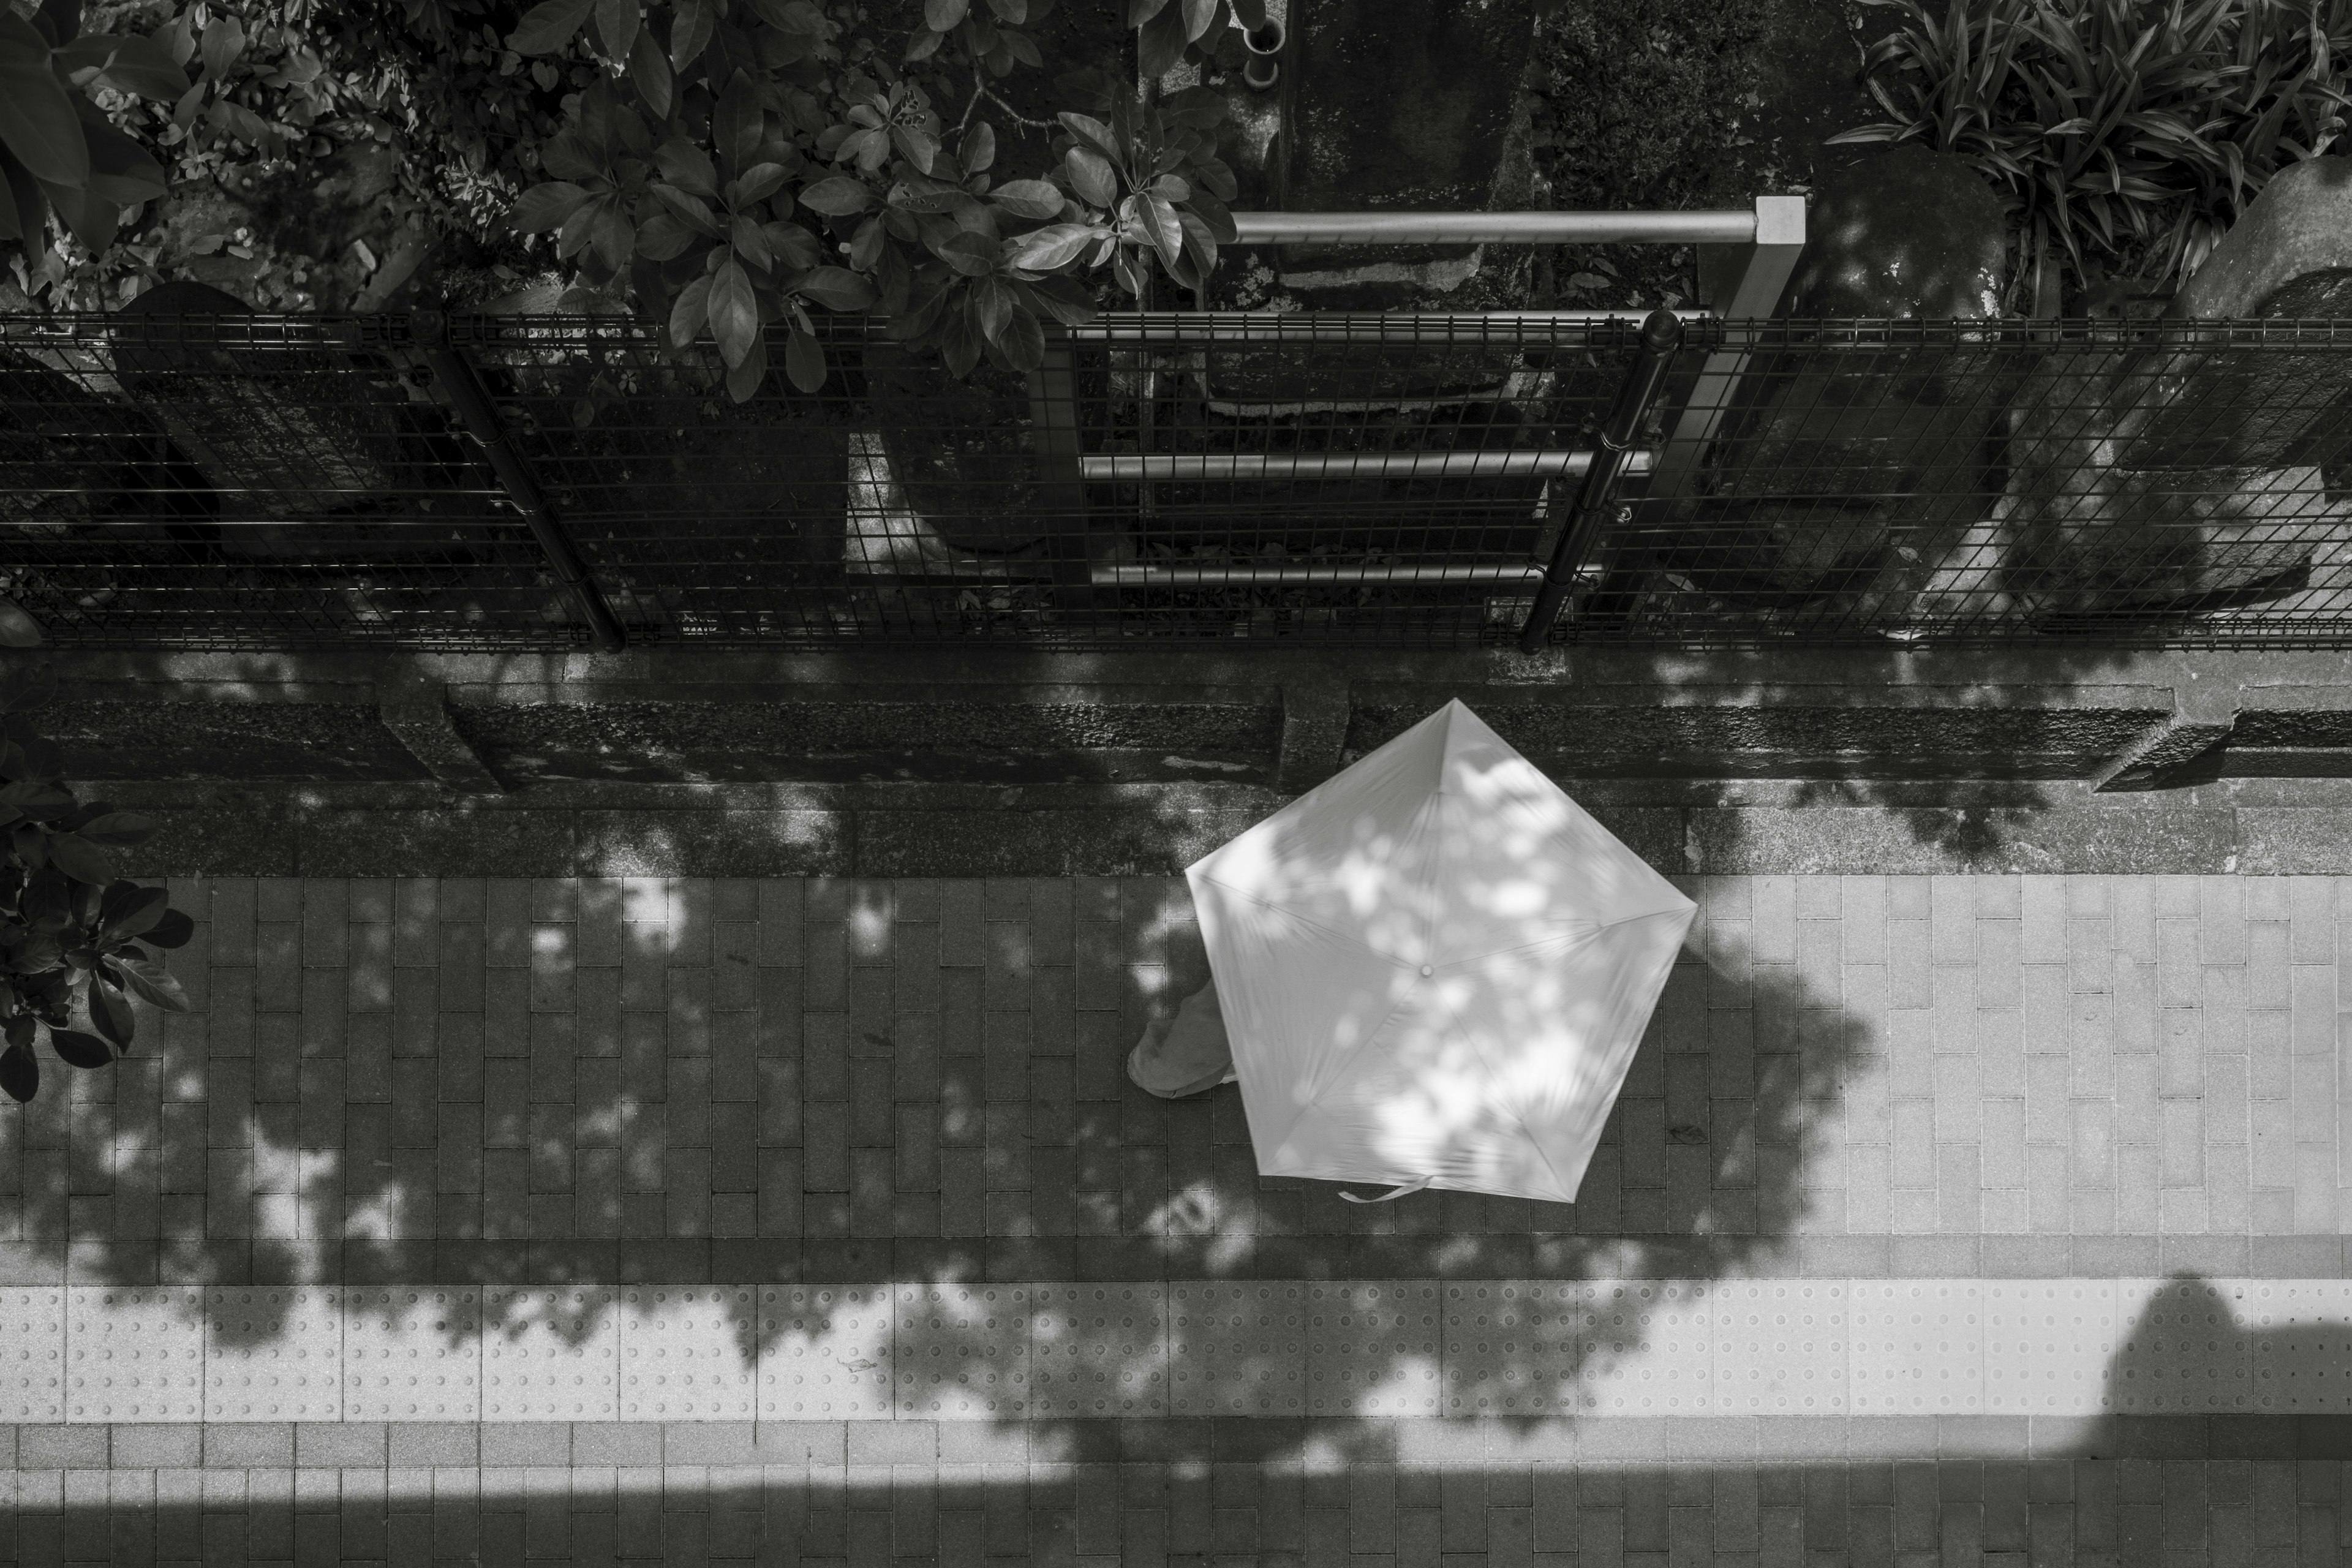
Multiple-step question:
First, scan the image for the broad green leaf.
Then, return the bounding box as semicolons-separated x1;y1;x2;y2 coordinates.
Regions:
509;180;592;233
724;324;768;401
1065;145;1117;206
87;973;131;1047
891;124;939;175
655;138;719;197
97;884;165;939
668;0;714;73
197;13;244;77
714;69;761;170
797;265;878;310
1180;0;1219;43
668;273;713;347
509;0;595;55
83;33;187;98
959;121;995;174
1128;0;1170;24
594;0;639;61
783;328;825;392
925;0;970;28
0;17;90;186
45;832;113;888
140;908;194;950
48;1028;113;1068
990;178;1063;219
797;175;872;214
0;1041;36;1102
707;257;760;365
1004;222;1101;273
627;28;673;118
113;954;188;1012
730;161;791;207
1057;111;1121;163
650;181;723;236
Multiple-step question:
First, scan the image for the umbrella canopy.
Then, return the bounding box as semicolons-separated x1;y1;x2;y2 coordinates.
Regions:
1188;698;1696;1203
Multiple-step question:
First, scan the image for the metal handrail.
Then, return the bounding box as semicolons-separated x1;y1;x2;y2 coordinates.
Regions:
1232;210;1768;246
1080;450;1656;483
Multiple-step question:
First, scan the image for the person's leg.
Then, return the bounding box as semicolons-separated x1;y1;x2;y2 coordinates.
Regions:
1126;975;1237;1098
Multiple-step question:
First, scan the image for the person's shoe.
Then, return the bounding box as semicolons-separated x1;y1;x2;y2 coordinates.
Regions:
1126;978;1235;1099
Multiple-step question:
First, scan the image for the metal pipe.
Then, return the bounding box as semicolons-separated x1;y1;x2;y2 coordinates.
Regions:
1232;211;1760;246
1095;563;1547;586
1517;308;1685;654
1080;450;1655;481
1070;310;1712;344
412;318;627;654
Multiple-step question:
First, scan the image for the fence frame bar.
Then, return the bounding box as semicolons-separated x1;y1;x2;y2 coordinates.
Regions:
411;311;627;654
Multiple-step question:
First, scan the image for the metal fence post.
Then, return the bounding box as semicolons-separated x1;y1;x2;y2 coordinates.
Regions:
1027;324;1093;612
412;311;627;654
1645;194;1807;503
1516;309;1685;652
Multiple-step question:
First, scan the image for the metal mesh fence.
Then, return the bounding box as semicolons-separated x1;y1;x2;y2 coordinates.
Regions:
1;311;2348;650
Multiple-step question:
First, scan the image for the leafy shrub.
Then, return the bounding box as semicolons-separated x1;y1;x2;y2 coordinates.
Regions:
0;0;188;297
1831;0;2352;297
0;623;194;1104
502;0;1245;398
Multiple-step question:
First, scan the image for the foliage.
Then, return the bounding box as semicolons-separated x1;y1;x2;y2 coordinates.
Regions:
0;0;188;292
4;0;607;311
503;0;1250;399
1830;0;2352;291
0;627;195;1106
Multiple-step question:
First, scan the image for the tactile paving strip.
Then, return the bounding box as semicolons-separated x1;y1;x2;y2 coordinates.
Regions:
1306;1283;1440;1417
344;1288;482;1422
1030;1284;1167;1418
1714;1281;1849;1415
756;1286;894;1419
2242;1280;2352;1413
894;1284;1029;1419
1983;1281;2116;1415
205;1287;343;1422
1442;1283;1590;1417
2113;1278;2249;1414
481;1287;619;1421
0;1287;64;1423
1210;1282;1307;1417
1165;1283;1238;1418
1584;1283;1718;1415
619;1288;755;1420
65;1288;203;1422
1849;1282;1984;1415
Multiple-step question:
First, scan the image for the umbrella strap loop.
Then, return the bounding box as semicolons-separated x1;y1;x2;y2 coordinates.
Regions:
1339;1176;1432;1204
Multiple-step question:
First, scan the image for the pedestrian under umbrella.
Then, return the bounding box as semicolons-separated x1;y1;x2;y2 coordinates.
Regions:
1131;698;1694;1204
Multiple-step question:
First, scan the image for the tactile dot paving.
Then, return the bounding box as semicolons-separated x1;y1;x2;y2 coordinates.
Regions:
2242;1280;2352;1413
1213;1281;1306;1417
0;1287;64;1422
1442;1283;1591;1417
893;1284;1029;1420
1585;1283;1717;1414
343;1289;481;1422
1028;1284;1167;1418
1713;1281;1849;1415
1305;1283;1439;1417
1982;1280;2114;1416
1165;1283;1241;1418
204;1287;343;1421
757;1286;894;1419
2111;1278;2247;1414
66;1287;203;1422
481;1287;619;1421
619;1288;755;1420
1848;1281;1983;1415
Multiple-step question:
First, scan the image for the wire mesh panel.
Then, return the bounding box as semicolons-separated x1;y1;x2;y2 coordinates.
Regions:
1597;318;2352;647
1;312;2349;650
0;314;561;649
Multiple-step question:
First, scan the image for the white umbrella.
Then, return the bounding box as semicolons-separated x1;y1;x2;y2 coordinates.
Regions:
1187;698;1695;1203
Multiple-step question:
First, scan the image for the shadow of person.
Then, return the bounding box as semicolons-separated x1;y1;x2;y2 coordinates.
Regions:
2074;1274;2352;1459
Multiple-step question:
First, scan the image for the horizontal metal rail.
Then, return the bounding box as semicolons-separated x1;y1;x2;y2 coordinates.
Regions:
1230;211;1763;246
1069;311;1711;344
1093;562;1553;586
1079;450;1654;482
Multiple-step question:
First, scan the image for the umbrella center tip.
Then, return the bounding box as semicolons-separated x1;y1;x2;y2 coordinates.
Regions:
1419;964;1433;977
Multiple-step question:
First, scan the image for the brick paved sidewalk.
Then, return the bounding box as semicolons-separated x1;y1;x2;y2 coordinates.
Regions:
1;873;2348;1566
